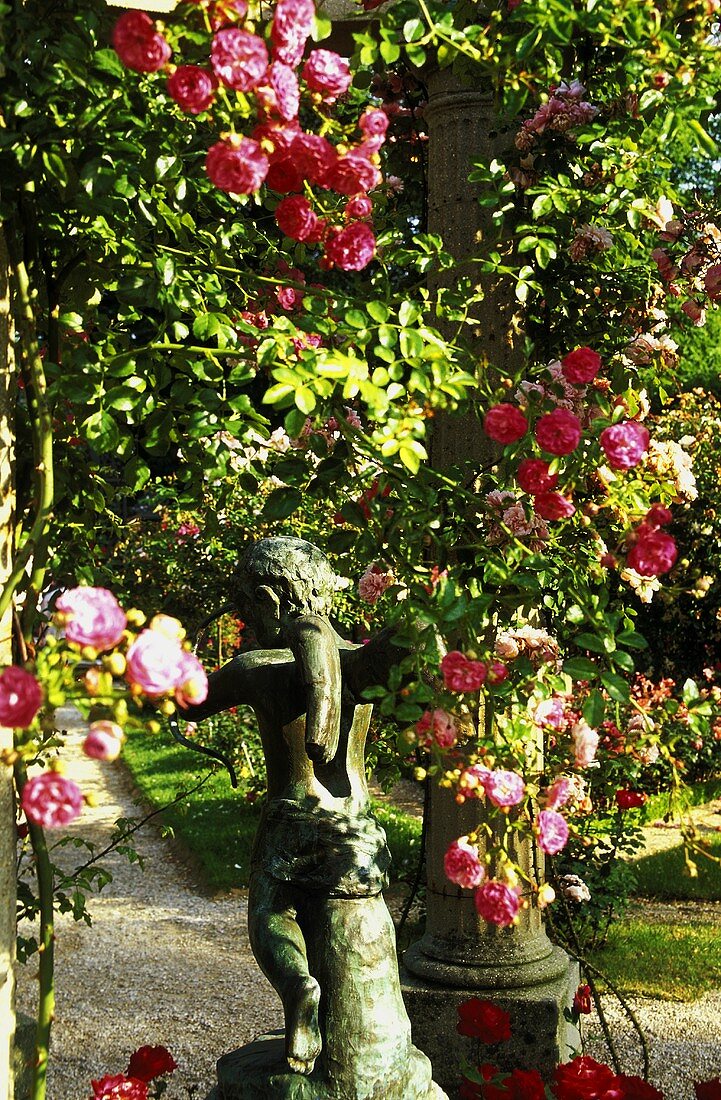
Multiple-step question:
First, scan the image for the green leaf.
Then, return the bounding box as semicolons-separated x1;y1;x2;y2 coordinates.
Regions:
82;411;120;452
600;671;630;702
582;689;606;728
563;657;599;680
295;386;316;414
616;630;647;649
574;633;607;654
367;301;389;323
262;487;303;520
531;194;553;219
399;300;421;326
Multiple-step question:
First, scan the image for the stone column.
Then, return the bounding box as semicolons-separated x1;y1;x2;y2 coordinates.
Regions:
0;228;17;1100
401;71;579;1094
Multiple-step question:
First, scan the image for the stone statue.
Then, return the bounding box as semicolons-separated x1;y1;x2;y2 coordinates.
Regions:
188;536;445;1100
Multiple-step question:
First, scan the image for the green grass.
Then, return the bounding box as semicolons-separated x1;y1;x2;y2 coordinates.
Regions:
631;833;721;901
587;915;721;1000
121;729;422;892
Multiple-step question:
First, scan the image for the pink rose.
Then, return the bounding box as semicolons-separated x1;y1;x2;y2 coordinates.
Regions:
358;565;393;605
536;809;569;854
416;708;458;749
175;651;209;708
645;504;672;528
545;775;572;808
0;666;43;728
326;153;382;197
535;408;583;455
267;61;300;122
210;29;269;91
126;629;187;697
599;421;650;470
483;404;528;444
275;195;321;242
572;719;599;767
302;49;352;102
561;347;602;384
344;195;372;220
270;0;315;67
91;1076;149;1100
474;880;520;926
532;697;567;731
167;66;217;114
291;132;336;186
83;721;124;762
440;651;487;692
517;458;558;494
21;772;84;829
206;138;269;194
533;491;575;520
487;661;508;684
627;530;677;576
112;11;171;73
56;586;127;651
444;837;486;889
359;108;389;139
483;769;525;808
325;223;376;271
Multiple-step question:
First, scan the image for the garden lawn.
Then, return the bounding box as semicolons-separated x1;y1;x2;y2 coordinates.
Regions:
122;728;421;891
631;833;721;901
587;914;721;1000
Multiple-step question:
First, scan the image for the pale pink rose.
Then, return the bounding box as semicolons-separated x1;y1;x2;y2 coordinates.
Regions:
358;565;393;605
572;719;600;767
126;630;187;697
459;763;491;796
416;709;458;749
474;880;520;926
502;502;535;537
444;837;486;889
545;776;573;809
536;809;569;854
483;769;526;808
531;697;567;731
21;772;84;829
55;587;127;651
494;632;520;660
83;721;124;761
175;651;209;708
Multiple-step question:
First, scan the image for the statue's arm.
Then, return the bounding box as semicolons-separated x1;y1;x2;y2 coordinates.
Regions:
184;652;261;721
288;615;341;765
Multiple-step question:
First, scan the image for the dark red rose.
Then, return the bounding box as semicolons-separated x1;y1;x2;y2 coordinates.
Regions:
126;1045;177;1083
615;789;647;810
694;1079;721;1100
457;998;512;1044
553;1055;616;1099
615;1075;664;1099
573;984;592;1015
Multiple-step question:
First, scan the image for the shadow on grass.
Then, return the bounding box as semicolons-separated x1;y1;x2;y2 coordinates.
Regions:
633;834;721;901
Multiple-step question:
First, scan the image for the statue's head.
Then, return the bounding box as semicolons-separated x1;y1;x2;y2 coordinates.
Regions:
234;537;336;646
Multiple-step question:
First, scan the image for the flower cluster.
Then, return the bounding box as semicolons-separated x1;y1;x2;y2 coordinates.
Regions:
112;0;386;270
516;79;598;153
650;203;721;327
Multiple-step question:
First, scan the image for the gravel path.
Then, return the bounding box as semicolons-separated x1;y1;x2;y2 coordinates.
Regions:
14;709;721;1099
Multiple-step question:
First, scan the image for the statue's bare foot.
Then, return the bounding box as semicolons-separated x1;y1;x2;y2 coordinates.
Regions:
285;975;321;1075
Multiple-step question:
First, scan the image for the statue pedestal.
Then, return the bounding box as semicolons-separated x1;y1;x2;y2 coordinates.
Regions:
208;894;447;1100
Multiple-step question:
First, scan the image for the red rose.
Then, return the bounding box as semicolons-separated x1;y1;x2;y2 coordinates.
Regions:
275;196;321;242
533;491;575;521
535;409;583;455
457;998;512;1044
345;195;373;220
167;66;217;114
615;789;647;810
270;0;315;67
573;984;592;1015
325;223;376;271
126;1045;177;1082
206;138;268;195
112;11;171;73
460;1078;483;1100
553;1055;616;1099
644;504;672;528
508;1068;546;1099
517;458;558;493
483;404;528;444
0;666;43;728
615;1076;663;1099
561;347;602;384
626;530;677;577
302;48;352;101
440;651;487;692
695;1080;721;1100
91;1075;148;1099
210;28;268;91
291;132;336;186
326;152;381;196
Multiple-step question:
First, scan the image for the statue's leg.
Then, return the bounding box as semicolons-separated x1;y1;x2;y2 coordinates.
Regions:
248;871;321;1076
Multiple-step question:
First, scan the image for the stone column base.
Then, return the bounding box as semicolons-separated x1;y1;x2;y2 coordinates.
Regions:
206;1032;447;1100
401;957;580;1097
